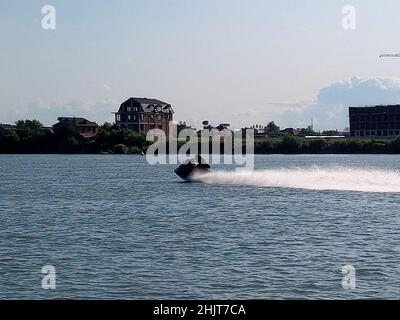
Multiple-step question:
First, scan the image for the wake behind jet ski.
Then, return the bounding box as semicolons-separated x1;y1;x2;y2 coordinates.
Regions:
174;155;211;181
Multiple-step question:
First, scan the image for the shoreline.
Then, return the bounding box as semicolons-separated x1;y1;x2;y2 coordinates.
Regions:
1;152;400;155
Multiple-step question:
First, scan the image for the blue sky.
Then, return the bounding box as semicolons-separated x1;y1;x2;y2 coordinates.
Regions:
1;0;400;130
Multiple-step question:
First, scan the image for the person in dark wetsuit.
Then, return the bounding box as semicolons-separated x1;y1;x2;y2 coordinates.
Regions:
196;154;211;169
174;155;210;180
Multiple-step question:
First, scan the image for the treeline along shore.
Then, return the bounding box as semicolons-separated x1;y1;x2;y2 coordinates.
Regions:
0;120;147;154
2;120;400;154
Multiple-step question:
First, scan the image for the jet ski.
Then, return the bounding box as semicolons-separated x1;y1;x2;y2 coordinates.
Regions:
174;155;211;181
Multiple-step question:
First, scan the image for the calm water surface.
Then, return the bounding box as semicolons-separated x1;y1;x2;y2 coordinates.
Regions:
1;154;400;299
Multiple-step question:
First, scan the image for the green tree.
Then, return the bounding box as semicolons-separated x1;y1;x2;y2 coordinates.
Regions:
3;130;20;144
278;135;302;153
113;144;129;154
124;130;146;147
322;130;339;136
16;119;43;138
0;130;20;153
297;126;315;137
389;136;400;153
256;139;275;153
266;121;280;135
342;139;363;153
95;125;146;152
307;139;328;153
101;122;114;131
54;120;81;140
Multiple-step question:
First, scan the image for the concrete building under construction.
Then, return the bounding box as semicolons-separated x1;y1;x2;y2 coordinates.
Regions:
349;105;400;138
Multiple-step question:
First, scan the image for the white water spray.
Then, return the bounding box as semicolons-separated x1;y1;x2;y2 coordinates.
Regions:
192;166;400;193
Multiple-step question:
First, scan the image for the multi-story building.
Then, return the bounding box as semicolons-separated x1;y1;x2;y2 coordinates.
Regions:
114;97;174;136
349;105;400;138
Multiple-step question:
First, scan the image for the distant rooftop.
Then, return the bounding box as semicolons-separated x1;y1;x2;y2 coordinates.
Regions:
0;124;16;129
124;97;170;106
349;105;400;114
54;117;99;127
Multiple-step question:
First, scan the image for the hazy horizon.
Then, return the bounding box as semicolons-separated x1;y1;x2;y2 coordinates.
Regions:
2;0;400;130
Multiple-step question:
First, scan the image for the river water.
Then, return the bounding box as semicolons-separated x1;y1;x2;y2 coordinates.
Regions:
0;154;400;299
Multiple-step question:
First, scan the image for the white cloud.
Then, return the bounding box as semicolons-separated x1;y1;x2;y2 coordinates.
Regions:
276;77;400;131
317;76;400;107
5;77;400;131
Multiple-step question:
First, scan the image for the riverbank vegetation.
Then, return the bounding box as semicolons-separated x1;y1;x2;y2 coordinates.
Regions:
2;120;400;154
254;135;400;154
0;120;147;154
